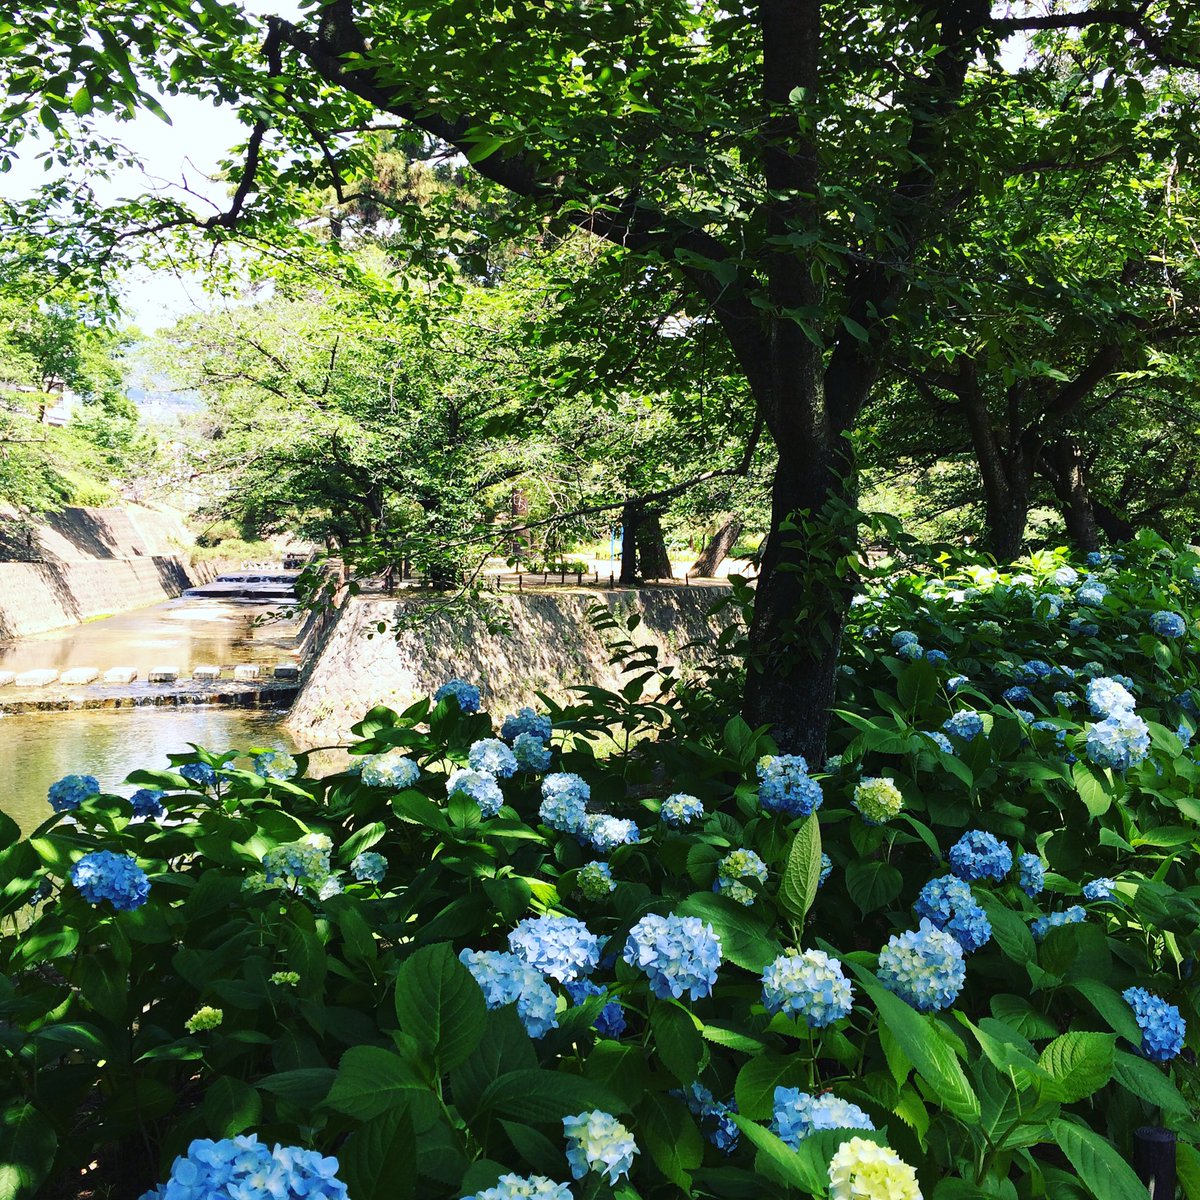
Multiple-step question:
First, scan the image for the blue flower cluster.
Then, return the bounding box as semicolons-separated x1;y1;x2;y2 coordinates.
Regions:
469;738;518;779
179;761;217;788
48;773;100;812
1052;566;1079;586
509;915;601;983
460;949;559;1038
253;749;298;779
447;768;504;817
623;913;721;1000
948;830;1012;882
1076;578;1108;606
464;1175;571;1200
562;1111;638;1185
360;748;420;789
756;755;824;817
1018;853;1045;898
1003;685;1033;705
1087;676;1136;717
922;730;955;754
678;1083;739;1153
947;674;969;693
581;813;639;854
897;641;925;662
942;711;984;741
1030;906;1086;941
715;849;768;906
914;876;992;953
1068;617;1100;637
1123;987;1186;1062
771;1088;874;1149
540;773;590;833
564;979;626;1038
138;1135;347;1200
1086;711;1151;771
501;706;553;744
351;851;387;884
1082;877;1116;901
760;948;854;1027
1017;659;1054;681
512;733;552;772
660;793;705;827
262;834;336;896
1150;610;1186;639
435;678;481;713
877;918;966;1011
576;861;615;899
129;788;166;819
891;631;920;650
819;852;833;888
71;850;151;911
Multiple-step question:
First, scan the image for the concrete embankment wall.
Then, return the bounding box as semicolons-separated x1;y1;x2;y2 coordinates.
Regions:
285;586;730;745
0;504;216;640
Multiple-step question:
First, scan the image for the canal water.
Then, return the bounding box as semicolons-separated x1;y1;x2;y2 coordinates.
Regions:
1;597;309;832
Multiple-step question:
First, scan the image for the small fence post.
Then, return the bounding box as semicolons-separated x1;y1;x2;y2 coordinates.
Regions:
518;571;523;592
1134;1127;1176;1198
609;572;615;589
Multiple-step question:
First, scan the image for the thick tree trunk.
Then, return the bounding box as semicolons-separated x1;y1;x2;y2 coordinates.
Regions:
1091;497;1135;544
1041;437;1100;554
691;516;744;577
638;511;674;580
619;501;640;585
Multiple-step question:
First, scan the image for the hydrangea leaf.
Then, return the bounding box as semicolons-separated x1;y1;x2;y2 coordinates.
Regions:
0;1103;56;1200
339;1107;417;1200
325;1046;427;1120
393;942;487;1070
1049;1118;1151;1200
778;814;822;923
1037;1032;1115;1104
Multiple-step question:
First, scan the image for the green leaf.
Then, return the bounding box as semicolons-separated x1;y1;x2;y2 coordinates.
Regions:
778;815;822;923
339;1107;416;1200
650;1002;703;1084
728;1113;824;1193
675;892;780;971
394;942;486;1070
1111;1049;1189;1115
478;1069;629;1122
1069;980;1142;1043
1072;760;1113;818
1049;1118;1151;1200
638;1091;702;1187
0;1104;56;1200
325;1046;426;1119
734;1054;808;1120
975;894;1036;964
202;1077;262;1138
989;994;1058;1041
1037;1032;1115;1103
844;859;903;917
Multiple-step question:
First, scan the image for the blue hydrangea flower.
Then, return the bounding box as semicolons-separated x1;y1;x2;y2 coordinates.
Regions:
1123;987;1186;1062
1082;878;1116;902
1086;677;1136;717
1086;552;1103;567
1086;712;1151;771
914;876;991;953
509;915;601;983
263;834;334;892
1053;690;1077;709
500;707;553;744
623;913;721;1001
761;948;854;1027
129;788;166;819
469;738;518;779
447;768;504;817
138;1135;348;1200
771;1088;875;1149
1018;660;1054;681
459;949;559;1038
715;849;768;906
1077;583;1108;607
660;793;705;827
877;919;966;1011
1013;707;1036;725
947;674;969;693
71;851;151;911
1030;906;1087;941
179;761;217;788
1068;617;1100;637
1150;611;1186;639
1003;685;1033;705
942;711;984;741
891;631;920;649
577;861;615;899
360;749;420;789
435;678;481;713
926;649;948;664
1053;566;1079;586
823;754;843;773
1018;853;1045;898
581;814;639;854
564;979;626;1038
819;852;833;888
756;755;823;817
897;642;925;661
540;774;590;833
948;831;1012;882
562;1111;638;1185
922;730;955;754
253;750;298;779
48;774;100;813
351;851;387;884
512;732;552;772
463;1174;572;1200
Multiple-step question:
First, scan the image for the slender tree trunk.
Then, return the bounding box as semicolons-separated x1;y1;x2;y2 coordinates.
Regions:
619;501;640;585
637;511;673;580
1041;437;1101;554
691;516;744;577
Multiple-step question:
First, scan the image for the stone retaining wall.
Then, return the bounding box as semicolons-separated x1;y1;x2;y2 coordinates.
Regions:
285;585;731;745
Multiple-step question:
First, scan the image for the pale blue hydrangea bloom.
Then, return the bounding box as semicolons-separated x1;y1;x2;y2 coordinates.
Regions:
756;755;823;817
540;773;590;833
1086;676;1136;717
715;849;768;906
253;750;298;779
138;1135;347;1200
1076;580;1108;606
660;793;705;827
1150;611;1186;639
623;913;722;1001
761;948;854;1027
942;711;984;741
948;830;1012;882
1082;877;1116;901
562;1111;638;1185
129;788;166;819
819;852;833;888
771;1088;874;1149
469;738;519;779
1053;690;1077;709
914;875;991;954
1030;905;1087;941
512;732;552;772
1018;853;1045;898
360;748;420;789
179;761;217;788
500;707;553;744
49;774;100;812
823;754;844;772
509;915;601;983
1069;617;1100;637
947;674;969;693
1017;660;1054;681
564;979;626;1038
1012;707;1036;724
581;813;639;854
1086;711;1151;771
1003;685;1033;705
577;861;615;899
1053;566;1079;586
922;730;955;754
435;678;481;713
263;834;334;892
71;850;150;912
926;649;948;664
463;1174;572;1200
877;918;967;1011
891;631;920;649
447;768;504;817
897;642;925;662
1123;987;1186;1062
459;949;559;1038
678;1083;740;1153
351;851;387;884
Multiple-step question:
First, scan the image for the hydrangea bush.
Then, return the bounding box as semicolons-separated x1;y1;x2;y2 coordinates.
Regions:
3;533;1200;1199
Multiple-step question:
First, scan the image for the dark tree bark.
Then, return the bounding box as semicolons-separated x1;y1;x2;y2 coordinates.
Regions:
691;516;744;577
638;511;674;580
1040;436;1101;553
619;501;640;586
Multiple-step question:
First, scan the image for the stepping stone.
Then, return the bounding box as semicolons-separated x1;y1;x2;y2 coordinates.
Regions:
60;668;100;685
0;671;14;688
15;670;59;687
192;665;222;681
273;665;300;681
233;664;261;681
103;667;138;684
148;667;179;683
